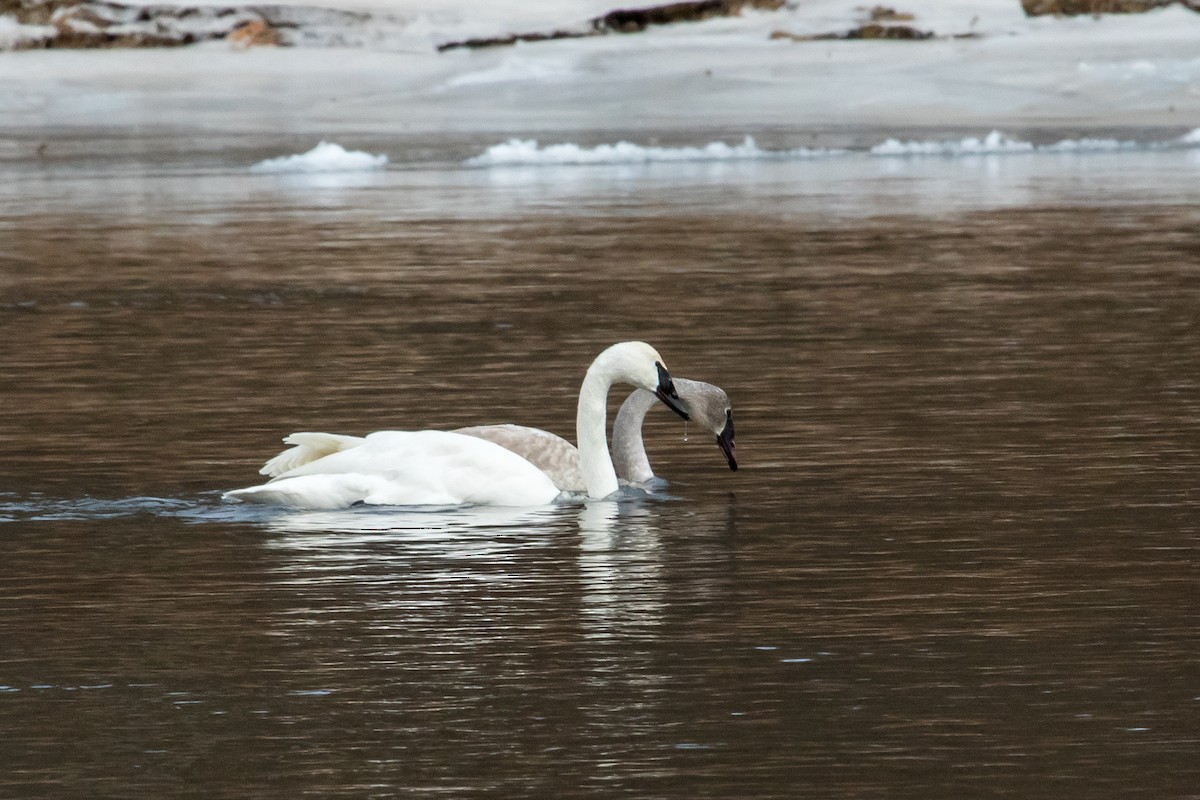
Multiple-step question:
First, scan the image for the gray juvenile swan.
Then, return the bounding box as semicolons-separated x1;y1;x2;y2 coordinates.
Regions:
455;378;736;493
223;341;689;508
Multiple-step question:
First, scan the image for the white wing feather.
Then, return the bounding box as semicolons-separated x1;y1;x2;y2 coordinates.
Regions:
259;432;366;478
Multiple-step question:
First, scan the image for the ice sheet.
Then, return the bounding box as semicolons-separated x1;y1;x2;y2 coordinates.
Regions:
2;1;1199;148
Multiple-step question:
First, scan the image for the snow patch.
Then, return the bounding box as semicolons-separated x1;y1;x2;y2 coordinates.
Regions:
251;142;389;173
444;54;579;88
466;136;836;166
0;14;56;49
1079;58;1200;85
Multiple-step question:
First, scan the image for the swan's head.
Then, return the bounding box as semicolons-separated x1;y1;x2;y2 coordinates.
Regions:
675;379;737;471
594;341;690;421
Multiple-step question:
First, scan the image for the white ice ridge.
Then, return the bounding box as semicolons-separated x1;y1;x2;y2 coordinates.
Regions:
871;130;1036;156
467;129;1200;168
251;141;388;173
465;136;836;167
871;129;1200;157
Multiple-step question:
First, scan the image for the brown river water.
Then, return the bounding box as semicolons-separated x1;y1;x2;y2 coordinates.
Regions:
1;143;1198;798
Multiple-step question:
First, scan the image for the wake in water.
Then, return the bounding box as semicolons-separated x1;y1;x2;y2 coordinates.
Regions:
0;492;270;525
0;492;546;533
0;487;669;532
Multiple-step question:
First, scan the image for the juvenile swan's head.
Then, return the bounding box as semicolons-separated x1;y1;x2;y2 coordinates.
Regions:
592;341;689;421
675;379;737;471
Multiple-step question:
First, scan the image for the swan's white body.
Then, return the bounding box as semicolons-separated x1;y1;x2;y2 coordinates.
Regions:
225;430;562;508
223;341;677;509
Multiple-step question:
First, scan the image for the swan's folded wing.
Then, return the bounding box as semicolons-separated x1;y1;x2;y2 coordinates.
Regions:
260;432;367;478
455;424;585;493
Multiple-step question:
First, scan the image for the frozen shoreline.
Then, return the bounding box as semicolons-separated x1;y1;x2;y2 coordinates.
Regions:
2;1;1199;157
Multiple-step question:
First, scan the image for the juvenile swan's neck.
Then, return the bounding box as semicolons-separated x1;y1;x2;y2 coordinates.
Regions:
612;389;657;484
576;362;621;499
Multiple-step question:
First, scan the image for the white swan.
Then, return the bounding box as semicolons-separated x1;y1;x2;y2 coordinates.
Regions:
455;378;736;492
223;341;689;509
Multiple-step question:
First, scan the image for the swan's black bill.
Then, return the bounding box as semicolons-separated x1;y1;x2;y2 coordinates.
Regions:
655;362;690;421
716;410;737;471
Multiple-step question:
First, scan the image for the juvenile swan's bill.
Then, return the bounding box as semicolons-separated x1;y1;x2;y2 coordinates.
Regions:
223;341;688;509
457;378;736;492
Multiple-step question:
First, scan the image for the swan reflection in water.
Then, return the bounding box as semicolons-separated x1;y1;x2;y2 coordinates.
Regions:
263;503;567;537
576;502;667;643
261;504;572;591
260;500;672;639
259;497;733;711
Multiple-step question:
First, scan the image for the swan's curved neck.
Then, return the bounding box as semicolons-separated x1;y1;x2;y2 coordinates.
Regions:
612;389;657;484
576;362;622;499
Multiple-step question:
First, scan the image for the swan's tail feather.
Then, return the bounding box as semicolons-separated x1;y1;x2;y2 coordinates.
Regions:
225;474;387;509
260;432;366;478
